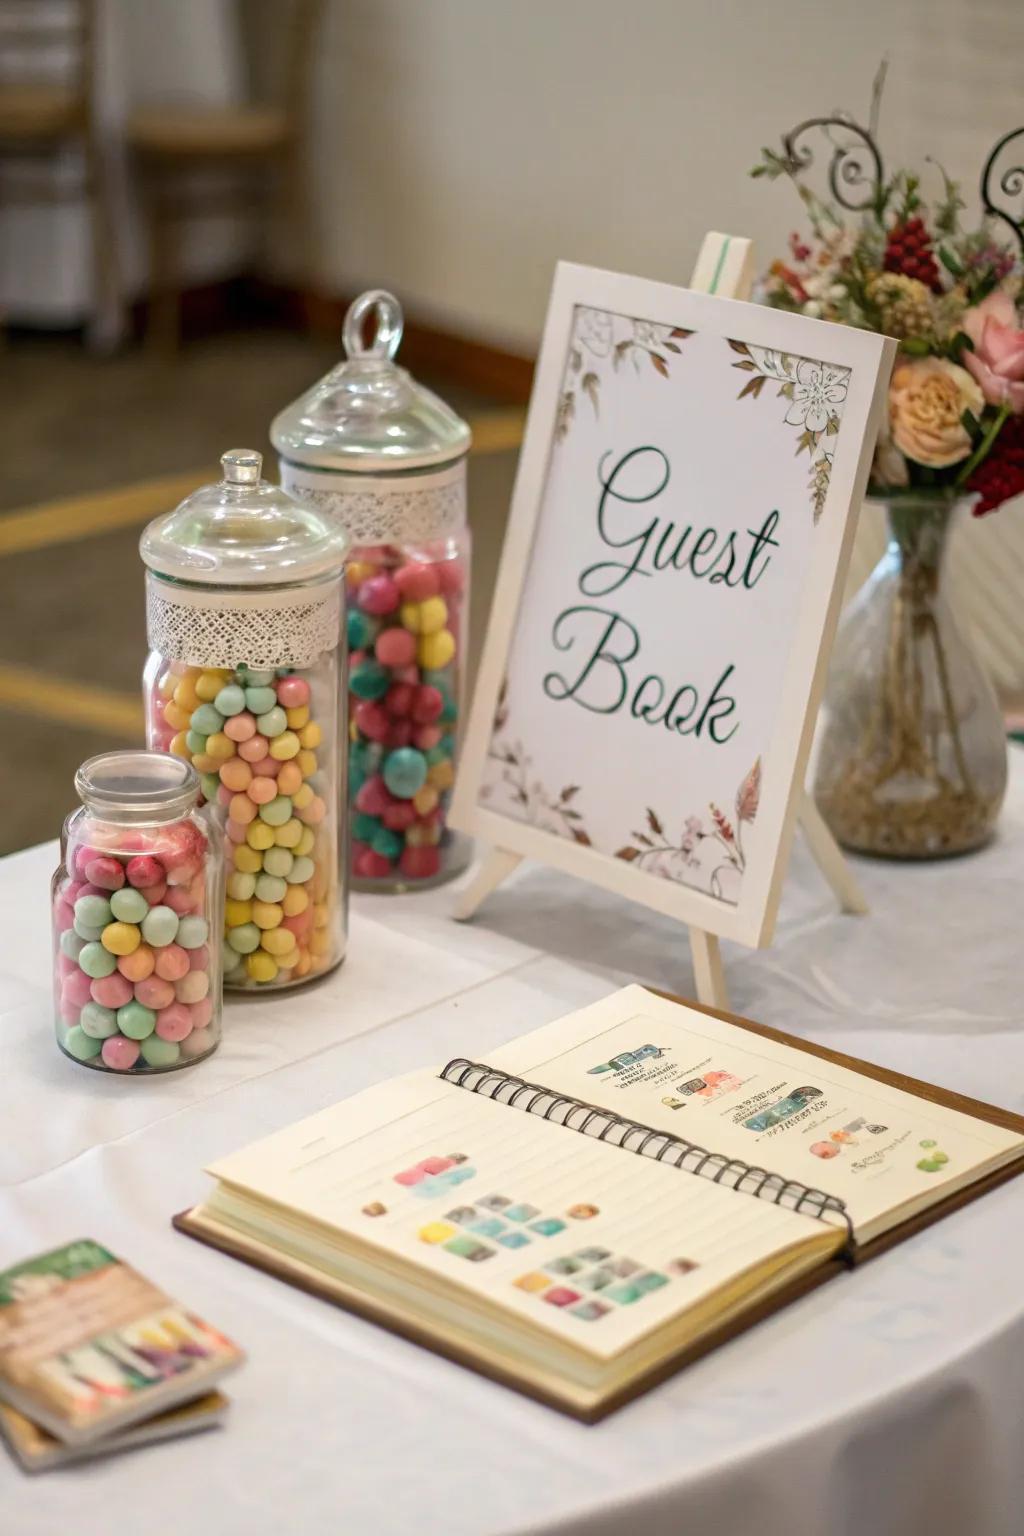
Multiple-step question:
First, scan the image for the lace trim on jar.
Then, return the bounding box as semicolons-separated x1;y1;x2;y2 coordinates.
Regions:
146;576;342;670
278;461;465;543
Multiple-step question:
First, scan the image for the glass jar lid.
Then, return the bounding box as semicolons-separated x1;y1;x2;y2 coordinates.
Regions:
140;450;348;586
76;751;199;823
270;290;472;473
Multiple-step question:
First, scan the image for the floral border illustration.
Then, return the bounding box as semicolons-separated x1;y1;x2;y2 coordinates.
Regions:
480;681;593;845
728;342;850;521
614;759;761;904
555;307;693;442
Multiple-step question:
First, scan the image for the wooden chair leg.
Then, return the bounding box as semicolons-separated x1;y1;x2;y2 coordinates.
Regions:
146;174;180;357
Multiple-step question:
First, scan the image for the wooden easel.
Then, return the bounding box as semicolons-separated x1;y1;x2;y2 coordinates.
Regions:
455;232;867;1008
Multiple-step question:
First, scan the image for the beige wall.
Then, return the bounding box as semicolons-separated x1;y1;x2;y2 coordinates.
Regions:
299;0;1024;352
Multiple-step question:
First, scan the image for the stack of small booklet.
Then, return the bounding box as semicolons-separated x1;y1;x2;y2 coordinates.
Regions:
0;1239;244;1472
177;985;1024;1420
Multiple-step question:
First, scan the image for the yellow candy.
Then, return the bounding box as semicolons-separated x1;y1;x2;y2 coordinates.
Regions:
282;885;309;917
205;732;236;762
259;927;295;956
418;630;456;670
349;719;359;741
310;929;332;957
346;560;377;587
295;827;315;857
313;901;329;930
275;947;301;973
427;758;455;791
101;921;141;956
406;821;442;848
158;671;176;698
226;871;255;900
274;818;303;849
169;732;191;759
252;900;283;930
297;749;318;779
173;676;200;712
245;951;278;984
294;952;312;978
412;784;439;815
233;844;263;873
246;821;275;851
224;898;253;928
286;704;310;730
269;730;301;761
291;782;314;811
298;721;322;750
191;753;219;775
195;670;230;701
163;701;191;732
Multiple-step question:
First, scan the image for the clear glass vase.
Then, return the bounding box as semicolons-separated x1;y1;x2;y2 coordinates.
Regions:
814;494;1008;858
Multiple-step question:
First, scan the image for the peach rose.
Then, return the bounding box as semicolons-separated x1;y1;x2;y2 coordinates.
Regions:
961;290;1024;413
889;357;984;468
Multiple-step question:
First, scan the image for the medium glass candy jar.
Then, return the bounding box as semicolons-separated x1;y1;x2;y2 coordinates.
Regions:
141;450;349;991
271;290;472;892
52;752;222;1073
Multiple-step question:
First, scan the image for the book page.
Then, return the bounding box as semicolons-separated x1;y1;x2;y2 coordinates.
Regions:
208;1072;826;1362
488;987;1024;1240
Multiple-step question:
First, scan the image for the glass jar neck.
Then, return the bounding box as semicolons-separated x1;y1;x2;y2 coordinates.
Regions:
876;495;970;597
75;751;200;826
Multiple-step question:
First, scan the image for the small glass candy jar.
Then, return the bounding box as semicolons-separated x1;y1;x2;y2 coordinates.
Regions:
271;290;472;892
52;752;222;1073
141;450;348;991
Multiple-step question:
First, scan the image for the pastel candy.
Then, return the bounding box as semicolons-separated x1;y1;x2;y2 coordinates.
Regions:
187;944;210;971
75;893;112;931
91;972;133;1008
109;887;148;924
214;683;247;716
227;922;261;954
79;1002;119;1039
64;964;98;1004
190;997;214;1031
259;795;293;826
382;748;428;800
277;675;310;708
101;1036;141;1071
126;855;163;888
117;1001;157;1039
256;706;287;738
174;971;209;1004
141;1035;181;1067
155;1002;193;1041
394;562;440;602
245;686;278;715
79;941;117;979
135;975;176;1010
227;871;257;900
262;846;293;877
241;667;275;687
141;905;179;947
255;873;287;903
101;921;141;956
287;856;315;885
60;929;86;961
176;916;209;949
224;710;257;742
190;704;224;736
117;944;155;982
64;1025;103;1062
238;733;269;763
357;575;400;615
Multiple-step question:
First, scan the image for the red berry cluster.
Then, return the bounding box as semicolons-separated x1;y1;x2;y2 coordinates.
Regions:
967;413;1024;516
883;217;941;292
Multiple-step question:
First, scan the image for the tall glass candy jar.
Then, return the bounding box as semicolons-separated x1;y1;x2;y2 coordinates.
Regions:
141;450;349;991
52;752;222;1073
271;289;473;892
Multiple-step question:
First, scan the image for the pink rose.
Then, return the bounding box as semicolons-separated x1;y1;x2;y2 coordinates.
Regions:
962;291;1024;413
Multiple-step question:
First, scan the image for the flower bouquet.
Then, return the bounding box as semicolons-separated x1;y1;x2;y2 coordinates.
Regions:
752;108;1024;856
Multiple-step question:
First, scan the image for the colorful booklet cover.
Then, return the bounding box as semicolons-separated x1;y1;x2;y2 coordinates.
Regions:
0;1391;229;1473
0;1240;243;1446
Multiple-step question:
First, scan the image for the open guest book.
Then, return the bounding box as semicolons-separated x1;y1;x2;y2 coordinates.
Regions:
176;988;1024;1420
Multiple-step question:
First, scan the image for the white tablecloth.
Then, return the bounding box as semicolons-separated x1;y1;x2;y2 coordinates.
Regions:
3;755;1024;1535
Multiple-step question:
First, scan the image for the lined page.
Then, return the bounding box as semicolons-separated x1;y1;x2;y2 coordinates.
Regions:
208;1075;824;1361
488;987;1024;1238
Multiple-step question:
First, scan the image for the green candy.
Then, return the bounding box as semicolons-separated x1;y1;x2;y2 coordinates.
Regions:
117;1002;156;1039
227;922;261;954
73;917;105;942
63;1025;103;1061
214;684;246;716
349;763;366;798
79;941;117;979
246;687;278;716
371;826;403;861
140;1036;180;1068
110;887;148;924
190;703;224;736
353;812;380;842
347;610;379;650
262;846;293;878
255;874;287;904
238;667;275;687
200;772;221;802
79;1002;118;1039
141;905;179;947
60;929;86;961
258;794;293;827
186;730;208;754
75;894;112;930
349;661;389;701
176;916;208;949
286;856;315;885
256;705;286;737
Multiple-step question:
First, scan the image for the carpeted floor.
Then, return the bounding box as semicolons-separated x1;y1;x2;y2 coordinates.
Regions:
0;329;521;853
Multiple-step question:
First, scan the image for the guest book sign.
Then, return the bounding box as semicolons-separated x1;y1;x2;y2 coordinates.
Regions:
451;263;894;947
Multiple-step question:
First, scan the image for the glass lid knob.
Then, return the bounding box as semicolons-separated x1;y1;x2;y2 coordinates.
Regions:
221;448;262;485
342;290;404;362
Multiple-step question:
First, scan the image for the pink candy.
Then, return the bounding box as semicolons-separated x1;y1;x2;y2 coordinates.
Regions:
394;562;441;602
165;885;196;916
277;675;310;708
375;628;417;668
84;856;124;891
411;686;443;724
155;1003;192;1042
126;855;163;889
357;575;401;615
62;970;93;1008
135;975;176;1010
91;973;133;1008
189;997;214;1031
224;711;257;742
238;733;269;763
154;943;190;981
354;701;390;742
355;775;395;817
102;1036;141;1071
187;944;210;972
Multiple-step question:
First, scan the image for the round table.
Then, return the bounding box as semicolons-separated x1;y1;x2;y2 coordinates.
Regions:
3;754;1023;1535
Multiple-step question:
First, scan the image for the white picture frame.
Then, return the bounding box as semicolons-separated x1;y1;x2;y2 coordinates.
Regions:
450;261;895;952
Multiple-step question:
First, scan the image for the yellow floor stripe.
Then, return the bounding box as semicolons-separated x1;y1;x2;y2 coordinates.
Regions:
0;663;144;737
0;409;525;560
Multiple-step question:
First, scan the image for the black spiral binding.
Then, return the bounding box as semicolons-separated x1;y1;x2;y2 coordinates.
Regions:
440;1058;854;1250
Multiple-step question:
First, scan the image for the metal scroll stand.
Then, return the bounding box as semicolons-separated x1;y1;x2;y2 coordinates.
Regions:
454;231;867;1010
